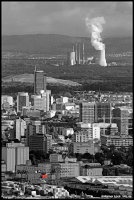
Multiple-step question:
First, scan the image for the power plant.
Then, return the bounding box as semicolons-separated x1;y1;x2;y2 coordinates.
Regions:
98;48;107;67
68;43;87;66
67;41;107;67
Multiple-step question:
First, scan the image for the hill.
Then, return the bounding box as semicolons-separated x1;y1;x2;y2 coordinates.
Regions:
2;74;81;87
2;34;132;56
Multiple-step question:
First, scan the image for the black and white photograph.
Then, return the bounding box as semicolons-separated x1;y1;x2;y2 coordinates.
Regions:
1;1;133;199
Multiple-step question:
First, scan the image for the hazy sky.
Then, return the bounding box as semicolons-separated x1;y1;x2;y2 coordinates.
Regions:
2;1;132;37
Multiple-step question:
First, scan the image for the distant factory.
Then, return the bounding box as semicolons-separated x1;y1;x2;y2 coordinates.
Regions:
67;43;87;66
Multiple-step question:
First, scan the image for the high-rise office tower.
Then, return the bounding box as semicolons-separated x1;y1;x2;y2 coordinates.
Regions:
16;118;27;141
29;134;47;153
112;107;129;135
2;142;29;172
79;102;96;123
95;102;111;123
31;90;51;112
34;67;47;94
17;92;29;113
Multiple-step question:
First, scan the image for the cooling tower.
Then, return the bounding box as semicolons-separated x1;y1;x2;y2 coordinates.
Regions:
98;49;107;67
70;52;76;66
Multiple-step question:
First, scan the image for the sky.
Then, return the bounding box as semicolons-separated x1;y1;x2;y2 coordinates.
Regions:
2;1;133;37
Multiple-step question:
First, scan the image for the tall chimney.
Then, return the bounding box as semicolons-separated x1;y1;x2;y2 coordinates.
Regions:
82;43;85;64
75;43;77;64
78;43;80;64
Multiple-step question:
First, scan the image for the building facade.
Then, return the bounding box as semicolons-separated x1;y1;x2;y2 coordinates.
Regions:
101;135;133;149
79;102;96;123
2;142;29;172
29;134;47;153
34;70;47;94
17;92;29;113
112;107;129;135
69;141;96;155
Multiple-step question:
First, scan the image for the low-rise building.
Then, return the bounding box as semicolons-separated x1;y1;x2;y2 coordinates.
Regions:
69;141;97;155
101;135;133;149
80;163;103;176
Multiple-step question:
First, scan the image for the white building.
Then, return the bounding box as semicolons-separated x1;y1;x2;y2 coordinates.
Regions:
1;95;14;106
32;90;51;112
74;123;100;142
16;118;27;141
2;142;29;172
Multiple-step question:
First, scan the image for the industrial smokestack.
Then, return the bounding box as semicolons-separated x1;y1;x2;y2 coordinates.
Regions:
85;16;107;67
75;43;77;64
78;43;80;64
82;43;85;64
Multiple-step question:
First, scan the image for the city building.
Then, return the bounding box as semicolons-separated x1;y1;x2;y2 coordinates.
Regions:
2;142;29;172
58;162;79;178
34;69;47;94
80;163;103;176
101;135;133;149
22;107;41;118
1;160;6;181
1;95;14;106
16;118;27;141
29;134;47;153
94;123;118;136
17;92;29;113
50;154;63;163
74;123;100;142
112;107;129;135
95;102;112;123
46;134;52;153
31;90;51;112
69;141;98;155
56;97;69;104
79;102;96;123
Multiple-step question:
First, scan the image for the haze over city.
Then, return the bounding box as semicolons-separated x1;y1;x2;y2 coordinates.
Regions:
2;1;132;37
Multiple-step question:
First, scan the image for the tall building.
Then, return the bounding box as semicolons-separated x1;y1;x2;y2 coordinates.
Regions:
34;68;47;94
2;142;29;172
79;102;96;123
112;107;129;135
31;90;51;112
16;118;27;141
17;92;29;113
95;102;112;123
29;134;47;153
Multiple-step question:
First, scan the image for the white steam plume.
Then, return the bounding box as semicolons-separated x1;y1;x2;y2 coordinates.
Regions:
85;16;107;66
